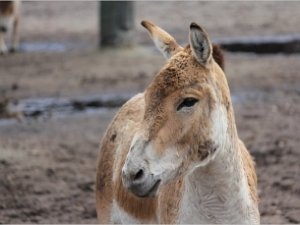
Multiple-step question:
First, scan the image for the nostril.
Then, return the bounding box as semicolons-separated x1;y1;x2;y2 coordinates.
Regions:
133;169;144;181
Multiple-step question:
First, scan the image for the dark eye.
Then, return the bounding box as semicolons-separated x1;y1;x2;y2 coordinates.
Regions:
177;98;199;111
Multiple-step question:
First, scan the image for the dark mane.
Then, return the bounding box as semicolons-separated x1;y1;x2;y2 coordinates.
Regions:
212;44;224;71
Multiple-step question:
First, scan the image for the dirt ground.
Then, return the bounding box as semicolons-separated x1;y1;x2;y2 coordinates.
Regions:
0;1;300;224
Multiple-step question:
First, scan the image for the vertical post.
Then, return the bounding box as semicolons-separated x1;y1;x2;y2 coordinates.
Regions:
99;1;135;48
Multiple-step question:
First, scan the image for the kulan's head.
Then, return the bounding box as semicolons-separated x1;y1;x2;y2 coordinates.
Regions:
122;20;232;198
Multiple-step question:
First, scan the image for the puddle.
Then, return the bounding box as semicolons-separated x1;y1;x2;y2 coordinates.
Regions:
19;34;300;54
1;93;134;123
0;90;271;125
19;41;91;53
216;34;300;54
144;34;300;55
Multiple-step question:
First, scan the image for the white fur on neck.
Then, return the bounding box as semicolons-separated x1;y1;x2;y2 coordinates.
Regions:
211;104;229;151
179;105;258;224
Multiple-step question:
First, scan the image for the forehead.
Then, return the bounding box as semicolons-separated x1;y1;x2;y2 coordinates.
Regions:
145;47;209;102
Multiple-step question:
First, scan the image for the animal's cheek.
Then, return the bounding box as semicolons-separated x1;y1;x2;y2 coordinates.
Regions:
153;125;177;150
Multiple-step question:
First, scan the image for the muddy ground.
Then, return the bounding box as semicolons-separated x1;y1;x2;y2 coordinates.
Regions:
0;1;300;223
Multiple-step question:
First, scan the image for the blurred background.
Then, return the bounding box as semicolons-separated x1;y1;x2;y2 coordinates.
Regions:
0;1;300;223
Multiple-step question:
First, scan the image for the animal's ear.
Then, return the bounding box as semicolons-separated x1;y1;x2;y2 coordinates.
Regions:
141;20;183;59
189;22;213;66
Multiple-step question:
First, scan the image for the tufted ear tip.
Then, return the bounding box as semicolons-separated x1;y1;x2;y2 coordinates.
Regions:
190;22;199;29
190;22;204;32
141;20;182;59
141;20;151;29
141;20;146;27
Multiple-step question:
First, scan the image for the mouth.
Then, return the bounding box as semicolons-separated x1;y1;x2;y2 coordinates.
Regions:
135;179;161;198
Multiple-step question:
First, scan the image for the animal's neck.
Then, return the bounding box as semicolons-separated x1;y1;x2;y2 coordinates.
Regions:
180;112;256;224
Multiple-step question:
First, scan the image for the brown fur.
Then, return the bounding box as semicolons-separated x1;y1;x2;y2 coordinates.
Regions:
212;44;225;71
185;44;224;71
96;21;258;223
114;171;158;221
141;20;182;58
0;0;20;54
96;96;159;223
96;94;187;223
157;178;184;223
239;140;259;203
96;127;115;223
0;1;14;16
142;47;218;168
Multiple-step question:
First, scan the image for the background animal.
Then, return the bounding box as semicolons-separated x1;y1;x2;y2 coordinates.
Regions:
0;0;20;54
96;21;259;224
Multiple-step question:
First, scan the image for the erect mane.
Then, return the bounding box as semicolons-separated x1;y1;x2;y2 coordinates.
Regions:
212;44;224;71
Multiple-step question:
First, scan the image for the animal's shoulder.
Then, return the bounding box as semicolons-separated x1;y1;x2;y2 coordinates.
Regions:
115;93;145;123
108;93;145;136
99;92;145;153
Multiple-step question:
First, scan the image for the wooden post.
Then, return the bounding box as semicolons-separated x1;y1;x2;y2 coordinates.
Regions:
99;1;135;48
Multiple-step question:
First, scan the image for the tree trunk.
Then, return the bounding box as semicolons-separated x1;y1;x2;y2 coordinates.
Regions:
99;1;135;48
